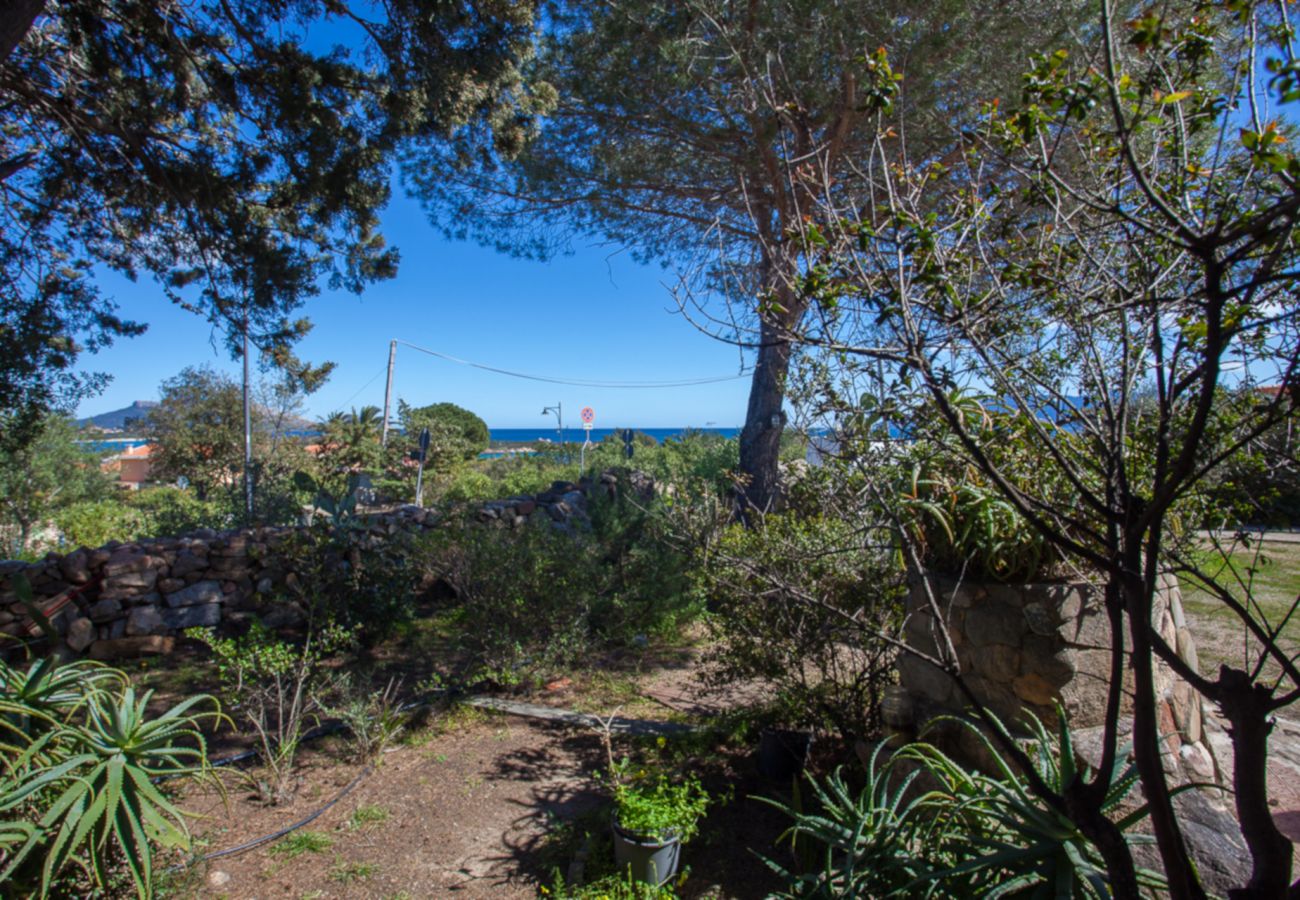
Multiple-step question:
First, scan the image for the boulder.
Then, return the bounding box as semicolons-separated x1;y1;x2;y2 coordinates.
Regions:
66;616;95;652
164;580;222;608
169;551;207;579
126;605;165;636
161;603;221;630
59;551;91;584
103;549;150;577
86;597;122;623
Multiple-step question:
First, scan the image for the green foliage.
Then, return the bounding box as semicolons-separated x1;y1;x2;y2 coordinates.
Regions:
0;413;112;556
399;401;490;462
146;367;245;502
546;869;680;899
702;511;904;738
54;500;147;549
188;621;351;805
54;486;232;549
0;656;220;899
267;830;334;858
2;0;538;442
127;487;233;536
329;675;408;765
418;517;601;684
277;515;421;643
586;482;705;642
897;398;1074;582
764;710;1162;898
611;762;711;844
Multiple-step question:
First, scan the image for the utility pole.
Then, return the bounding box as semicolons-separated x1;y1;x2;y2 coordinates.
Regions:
381;339;397;447
242;311;254;524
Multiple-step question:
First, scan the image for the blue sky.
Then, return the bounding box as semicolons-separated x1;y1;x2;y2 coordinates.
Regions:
74;185;753;429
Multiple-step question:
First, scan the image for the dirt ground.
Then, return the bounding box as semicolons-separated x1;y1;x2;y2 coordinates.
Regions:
168;703;788;899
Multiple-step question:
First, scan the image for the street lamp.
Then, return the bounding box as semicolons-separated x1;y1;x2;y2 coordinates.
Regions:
541;403;563;459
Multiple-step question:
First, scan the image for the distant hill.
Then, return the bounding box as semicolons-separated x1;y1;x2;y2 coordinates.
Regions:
78;401;157;433
78;400;318;434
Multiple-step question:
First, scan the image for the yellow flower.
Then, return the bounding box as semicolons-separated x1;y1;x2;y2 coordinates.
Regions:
656;735;666;748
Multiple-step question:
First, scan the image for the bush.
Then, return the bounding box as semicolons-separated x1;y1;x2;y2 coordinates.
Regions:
586;483;705;642
701;511;904;739
418;517;601;685
189;620;351;804
54;499;147;547
127;486;232;536
277;519;422;644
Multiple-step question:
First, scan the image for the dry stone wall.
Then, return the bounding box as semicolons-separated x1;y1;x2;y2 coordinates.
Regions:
900;572;1219;782
0;472;635;662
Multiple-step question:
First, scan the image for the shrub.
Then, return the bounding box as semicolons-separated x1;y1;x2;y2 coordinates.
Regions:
586;483;705;643
418;516;601;685
188;620;352;804
0;656;220;898
54;499;147;547
127;486;231;536
277;519;421;644
702;512;904;739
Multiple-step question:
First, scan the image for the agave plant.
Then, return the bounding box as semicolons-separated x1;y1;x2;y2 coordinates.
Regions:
766;705;1166;899
0;656;222;899
0;657;123;749
760;742;958;898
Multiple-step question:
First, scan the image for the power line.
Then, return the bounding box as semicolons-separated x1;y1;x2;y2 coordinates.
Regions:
333;366;387;413
392;340;749;389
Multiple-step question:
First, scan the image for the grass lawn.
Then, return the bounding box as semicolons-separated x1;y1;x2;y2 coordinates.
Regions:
1179;538;1300;679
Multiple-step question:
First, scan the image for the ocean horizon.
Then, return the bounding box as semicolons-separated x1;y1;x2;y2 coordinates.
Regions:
77;426;742;452
488;426;740;445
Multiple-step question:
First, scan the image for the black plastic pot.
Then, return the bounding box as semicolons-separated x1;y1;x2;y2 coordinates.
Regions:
611;818;681;886
759;727;813;781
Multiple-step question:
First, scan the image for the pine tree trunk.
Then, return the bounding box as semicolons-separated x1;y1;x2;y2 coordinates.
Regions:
738;309;796;515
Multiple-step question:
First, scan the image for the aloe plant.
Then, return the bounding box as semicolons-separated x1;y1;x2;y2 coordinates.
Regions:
0;657;221;898
765;706;1166;898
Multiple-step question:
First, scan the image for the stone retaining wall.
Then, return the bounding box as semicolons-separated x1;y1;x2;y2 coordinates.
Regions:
900;572;1218;782
0;472;639;661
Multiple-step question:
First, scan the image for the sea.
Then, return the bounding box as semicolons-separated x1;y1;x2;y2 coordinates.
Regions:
488;426;739;445
76;427;740;455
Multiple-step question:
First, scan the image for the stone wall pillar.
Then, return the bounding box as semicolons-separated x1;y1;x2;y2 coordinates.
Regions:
899;572;1217;780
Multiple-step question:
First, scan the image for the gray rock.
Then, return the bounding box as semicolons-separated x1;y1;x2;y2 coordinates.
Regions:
103;567;158;594
964;603;1024;648
126;605;164;636
87;597;122;623
103;549;149;577
66;616;95;652
169;551;206;579
164;580;222;608
59;551;91;584
161;603;221;630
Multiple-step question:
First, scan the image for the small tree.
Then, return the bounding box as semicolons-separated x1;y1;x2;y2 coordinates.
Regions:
0;414;110;556
773;1;1300;894
146;367;244;502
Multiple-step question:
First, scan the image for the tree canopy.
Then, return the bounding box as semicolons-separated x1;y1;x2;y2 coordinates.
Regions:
399;401;490;462
403;0;1085;510
0;413;110;555
0;1;542;445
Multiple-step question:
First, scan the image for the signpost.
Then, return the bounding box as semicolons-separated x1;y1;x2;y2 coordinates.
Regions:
580;407;594;470
414;427;431;506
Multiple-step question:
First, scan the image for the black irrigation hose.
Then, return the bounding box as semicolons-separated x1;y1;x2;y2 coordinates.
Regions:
197;763;375;863
169;689;461;869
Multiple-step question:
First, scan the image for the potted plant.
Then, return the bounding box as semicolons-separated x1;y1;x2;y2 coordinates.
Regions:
609;761;711;886
757;691;816;781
